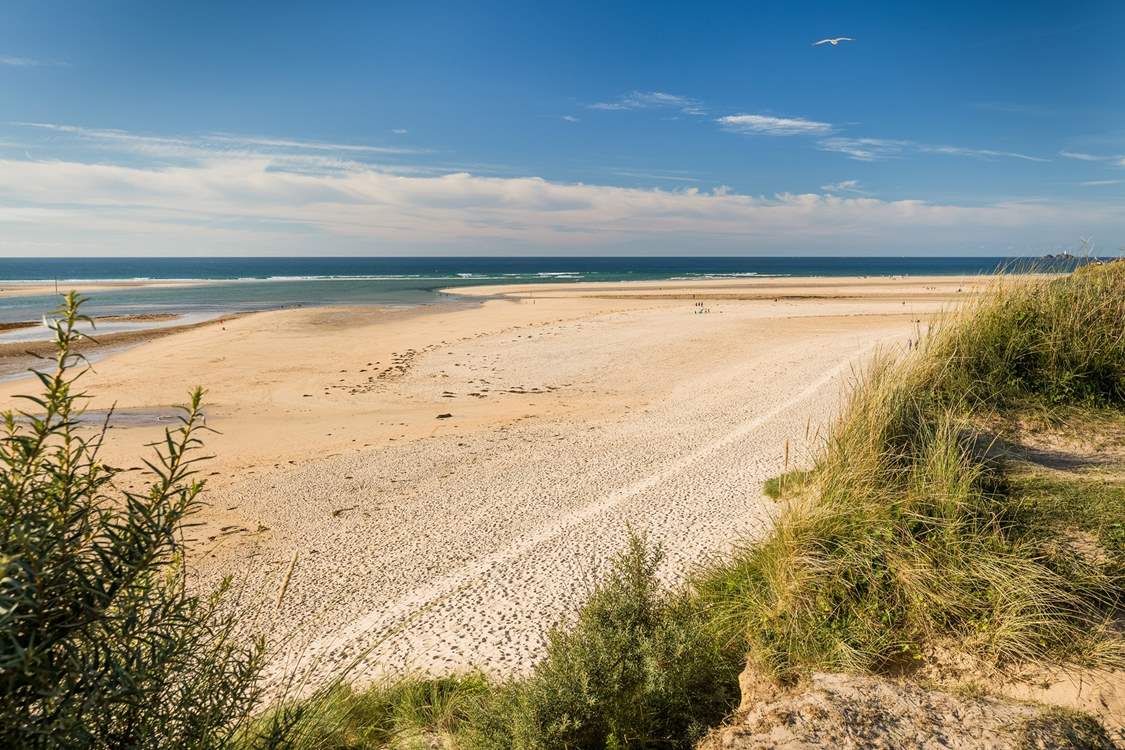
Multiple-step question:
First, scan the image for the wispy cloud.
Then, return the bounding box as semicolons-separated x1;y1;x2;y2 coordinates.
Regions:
916;144;1048;162
817;137;908;161
1060;150;1105;162
207;133;416;154
1060;150;1125;166
1;56;39;67
11;122;428;177
561;115;580;123
1079;179;1124;187
16;122;421;156
391;128;408;135
1;55;65;67
608;169;701;183
590;91;705;116
819;136;1047;162
820;179;869;194
972;102;1050;116
718;114;833;136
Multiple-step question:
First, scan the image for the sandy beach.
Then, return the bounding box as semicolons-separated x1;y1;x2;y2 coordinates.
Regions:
0;275;991;683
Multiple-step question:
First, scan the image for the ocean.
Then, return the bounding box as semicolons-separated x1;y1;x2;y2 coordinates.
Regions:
0;256;1080;338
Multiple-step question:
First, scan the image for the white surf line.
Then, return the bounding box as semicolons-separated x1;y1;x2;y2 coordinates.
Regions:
303;338;882;667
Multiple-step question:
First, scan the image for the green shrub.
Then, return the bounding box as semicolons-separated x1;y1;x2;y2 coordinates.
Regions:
467;533;741;750
0;294;288;749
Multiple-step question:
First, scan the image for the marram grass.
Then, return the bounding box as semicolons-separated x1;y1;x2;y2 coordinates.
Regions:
695;261;1125;679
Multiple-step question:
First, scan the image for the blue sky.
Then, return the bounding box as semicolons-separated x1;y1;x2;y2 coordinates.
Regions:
1;0;1123;256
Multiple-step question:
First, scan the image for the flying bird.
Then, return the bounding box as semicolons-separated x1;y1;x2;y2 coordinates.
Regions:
814;37;853;46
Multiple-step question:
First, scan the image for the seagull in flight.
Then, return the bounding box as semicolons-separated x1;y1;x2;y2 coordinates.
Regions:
814;37;853;46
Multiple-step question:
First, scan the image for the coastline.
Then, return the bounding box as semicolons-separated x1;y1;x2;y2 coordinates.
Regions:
0;267;1055;350
440;273;1007;301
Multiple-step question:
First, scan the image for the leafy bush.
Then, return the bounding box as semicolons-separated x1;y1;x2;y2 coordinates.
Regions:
467;533;741;750
0;294;285;749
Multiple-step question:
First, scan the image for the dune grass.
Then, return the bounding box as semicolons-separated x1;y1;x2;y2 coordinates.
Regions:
247;673;492;749
925;261;1125;409
695;262;1125;679
1006;469;1125;574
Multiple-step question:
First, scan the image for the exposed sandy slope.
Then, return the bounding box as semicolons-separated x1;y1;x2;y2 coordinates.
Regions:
702;671;1118;750
0;275;989;683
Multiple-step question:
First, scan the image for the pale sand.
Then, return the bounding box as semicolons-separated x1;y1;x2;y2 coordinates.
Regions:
447;274;994;300
0;279;200;299
0;275;992;684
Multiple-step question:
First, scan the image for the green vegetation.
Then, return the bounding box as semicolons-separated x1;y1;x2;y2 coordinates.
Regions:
0;294;295;749
250;674;491;750
925;261;1125;408
760;469;811;500
697;262;1125;679
1007;469;1125;573
465;535;740;749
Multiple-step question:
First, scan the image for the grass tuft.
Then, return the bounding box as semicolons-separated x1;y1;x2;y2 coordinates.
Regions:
925;261;1125;409
253;673;490;749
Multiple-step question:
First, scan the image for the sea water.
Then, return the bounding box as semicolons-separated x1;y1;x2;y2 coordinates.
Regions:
0;256;1081;335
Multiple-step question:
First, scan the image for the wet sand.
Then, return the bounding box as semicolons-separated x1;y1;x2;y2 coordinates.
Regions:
0;313;247;378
